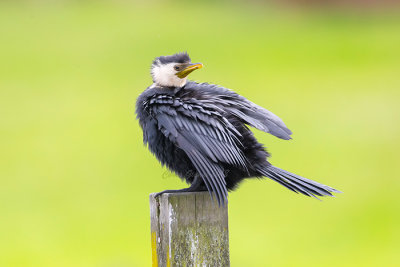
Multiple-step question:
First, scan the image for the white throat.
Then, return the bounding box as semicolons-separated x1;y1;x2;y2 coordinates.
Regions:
151;63;187;88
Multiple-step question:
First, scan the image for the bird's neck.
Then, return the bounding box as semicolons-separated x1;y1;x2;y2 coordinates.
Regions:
151;76;187;88
150;80;187;89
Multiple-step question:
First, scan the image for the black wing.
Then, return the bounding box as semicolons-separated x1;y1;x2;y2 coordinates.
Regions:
185;82;293;140
146;94;247;205
224;97;293;140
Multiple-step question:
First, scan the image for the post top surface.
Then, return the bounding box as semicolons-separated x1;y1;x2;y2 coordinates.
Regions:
149;191;210;198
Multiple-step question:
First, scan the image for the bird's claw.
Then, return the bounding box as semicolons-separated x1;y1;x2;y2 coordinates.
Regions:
154;189;189;199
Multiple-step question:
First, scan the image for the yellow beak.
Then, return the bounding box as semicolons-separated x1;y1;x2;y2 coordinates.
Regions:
176;63;203;78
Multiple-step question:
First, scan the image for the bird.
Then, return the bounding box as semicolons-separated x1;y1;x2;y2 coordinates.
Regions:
136;52;341;206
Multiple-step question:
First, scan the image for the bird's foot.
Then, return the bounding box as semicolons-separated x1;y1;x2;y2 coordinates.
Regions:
154;189;189;198
154;187;207;198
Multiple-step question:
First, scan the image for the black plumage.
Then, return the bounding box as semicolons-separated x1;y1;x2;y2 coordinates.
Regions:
154;52;191;65
136;53;340;205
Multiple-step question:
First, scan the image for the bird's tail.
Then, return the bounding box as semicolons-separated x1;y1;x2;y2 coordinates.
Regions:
257;165;342;199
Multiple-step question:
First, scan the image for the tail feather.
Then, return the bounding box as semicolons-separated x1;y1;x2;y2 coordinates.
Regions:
258;165;342;199
264;171;300;194
267;169;322;199
273;169;332;196
277;167;342;194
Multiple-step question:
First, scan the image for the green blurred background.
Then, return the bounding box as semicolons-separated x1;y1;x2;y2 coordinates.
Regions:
1;0;399;266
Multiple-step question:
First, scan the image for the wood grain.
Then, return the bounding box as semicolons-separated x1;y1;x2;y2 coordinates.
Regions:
150;192;230;267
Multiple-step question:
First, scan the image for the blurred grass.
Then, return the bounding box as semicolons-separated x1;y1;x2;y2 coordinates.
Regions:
0;1;399;266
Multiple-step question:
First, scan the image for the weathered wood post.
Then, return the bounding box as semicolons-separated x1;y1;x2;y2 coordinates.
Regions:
150;192;230;266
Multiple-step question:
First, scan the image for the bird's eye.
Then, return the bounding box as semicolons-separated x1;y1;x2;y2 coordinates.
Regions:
174;66;180;71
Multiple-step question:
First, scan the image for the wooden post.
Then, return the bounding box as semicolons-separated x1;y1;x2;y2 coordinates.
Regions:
150;192;230;267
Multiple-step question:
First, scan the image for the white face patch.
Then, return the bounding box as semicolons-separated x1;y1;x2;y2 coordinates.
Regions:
151;62;187;88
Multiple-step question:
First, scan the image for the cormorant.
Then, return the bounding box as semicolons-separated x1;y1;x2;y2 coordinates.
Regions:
136;52;340;205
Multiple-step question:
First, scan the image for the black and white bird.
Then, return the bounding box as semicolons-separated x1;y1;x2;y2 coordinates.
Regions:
136;52;340;205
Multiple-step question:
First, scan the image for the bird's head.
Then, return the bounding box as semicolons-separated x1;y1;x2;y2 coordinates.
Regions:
151;52;203;88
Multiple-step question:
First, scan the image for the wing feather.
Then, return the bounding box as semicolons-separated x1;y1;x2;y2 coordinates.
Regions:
148;94;245;205
185;82;293;140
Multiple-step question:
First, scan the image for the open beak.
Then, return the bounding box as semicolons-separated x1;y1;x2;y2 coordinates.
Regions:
176;63;203;78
